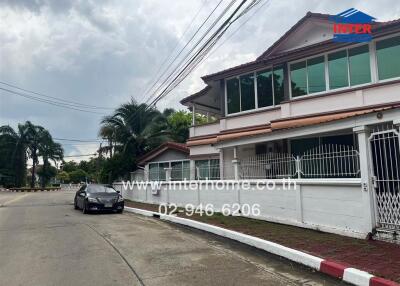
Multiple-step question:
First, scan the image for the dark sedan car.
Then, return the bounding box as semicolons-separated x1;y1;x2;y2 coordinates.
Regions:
74;184;124;214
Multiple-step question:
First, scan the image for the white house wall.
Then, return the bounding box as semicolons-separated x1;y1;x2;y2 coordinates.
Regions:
116;179;366;238
189;144;219;156
223;108;281;130
190;82;400;140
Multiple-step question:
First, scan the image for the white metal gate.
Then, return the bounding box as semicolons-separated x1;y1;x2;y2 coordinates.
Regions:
369;125;400;230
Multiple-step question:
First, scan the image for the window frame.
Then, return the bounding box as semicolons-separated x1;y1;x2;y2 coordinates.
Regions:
224;65;283;116
288;42;376;100
374;32;400;83
195;159;220;180
148;159;190;181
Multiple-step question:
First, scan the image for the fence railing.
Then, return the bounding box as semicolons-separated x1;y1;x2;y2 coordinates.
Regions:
300;144;360;178
240;153;297;179
239;144;360;179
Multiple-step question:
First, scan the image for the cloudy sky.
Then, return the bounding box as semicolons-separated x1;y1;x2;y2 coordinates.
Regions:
0;0;399;161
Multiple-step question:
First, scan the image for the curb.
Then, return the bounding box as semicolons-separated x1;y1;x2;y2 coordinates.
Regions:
124;207;399;286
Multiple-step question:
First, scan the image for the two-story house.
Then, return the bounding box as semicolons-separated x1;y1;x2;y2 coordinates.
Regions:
128;11;400;239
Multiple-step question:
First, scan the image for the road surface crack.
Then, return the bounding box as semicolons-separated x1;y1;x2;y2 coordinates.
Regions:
84;223;145;286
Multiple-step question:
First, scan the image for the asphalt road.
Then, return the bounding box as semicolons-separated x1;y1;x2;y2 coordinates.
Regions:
0;190;345;286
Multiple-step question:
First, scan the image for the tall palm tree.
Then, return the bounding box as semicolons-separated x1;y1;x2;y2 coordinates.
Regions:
0;124;30;187
98;124;116;158
38;131;64;188
100;100;170;157
24;121;46;188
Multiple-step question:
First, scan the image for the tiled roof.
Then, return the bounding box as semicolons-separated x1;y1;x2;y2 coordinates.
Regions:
137;142;189;165
186;102;400;146
200;12;400;82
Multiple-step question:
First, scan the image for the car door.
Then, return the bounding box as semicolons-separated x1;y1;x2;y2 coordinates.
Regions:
76;186;86;208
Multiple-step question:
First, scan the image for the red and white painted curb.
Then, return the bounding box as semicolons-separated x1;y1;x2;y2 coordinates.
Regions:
125;206;399;286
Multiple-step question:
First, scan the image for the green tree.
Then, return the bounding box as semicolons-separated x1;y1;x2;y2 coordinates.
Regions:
38;131;63;188
24;122;48;188
98;124;116;158
0;123;31;187
69;169;88;183
62;161;78;173
37;165;57;187
166;111;192;143
99;100;170;179
56;171;70;183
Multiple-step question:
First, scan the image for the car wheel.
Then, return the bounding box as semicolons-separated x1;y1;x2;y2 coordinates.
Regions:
74;198;79;210
82;201;88;214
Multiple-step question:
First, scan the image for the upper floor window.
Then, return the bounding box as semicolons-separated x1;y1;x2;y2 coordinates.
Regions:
376;36;400;80
226;66;284;114
328;50;348;89
256;66;284;108
291;44;371;98
348;45;371;86
290;56;326;97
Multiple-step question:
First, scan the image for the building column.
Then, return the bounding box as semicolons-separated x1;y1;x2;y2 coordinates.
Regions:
232;146;240;180
192;105;196;126
144;164;149;181
189;160;196;180
164;167;172;182
353;125;376;233
219;149;224;180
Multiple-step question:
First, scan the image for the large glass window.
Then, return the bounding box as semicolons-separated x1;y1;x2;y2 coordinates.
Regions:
290;61;307;97
171;161;190;181
148;162;168;181
376;36;400;80
240;73;255;111
256;66;285;107
307;56;326;93
328;50;349;89
273;66;285;104
195;159;220;180
348;45;371;86
256;69;273;107
226;78;240;114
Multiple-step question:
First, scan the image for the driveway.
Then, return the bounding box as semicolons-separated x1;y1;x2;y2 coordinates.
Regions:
0;190;345;285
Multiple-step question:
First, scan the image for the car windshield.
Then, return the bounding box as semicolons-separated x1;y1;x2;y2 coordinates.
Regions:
86;185;117;194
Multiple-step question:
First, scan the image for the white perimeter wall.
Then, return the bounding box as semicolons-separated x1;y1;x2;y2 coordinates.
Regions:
114;179;368;238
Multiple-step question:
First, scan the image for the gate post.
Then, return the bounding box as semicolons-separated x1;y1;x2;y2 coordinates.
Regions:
354;126;376;233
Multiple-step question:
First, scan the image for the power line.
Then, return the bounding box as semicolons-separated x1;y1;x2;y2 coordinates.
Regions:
204;0;271;60
0;87;106;115
148;0;261;108
139;0;209;97
109;0;264;129
143;0;233;106
0;81;114;110
140;0;223;102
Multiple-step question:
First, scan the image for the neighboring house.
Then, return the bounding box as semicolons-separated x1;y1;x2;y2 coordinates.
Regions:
137;142;190;181
127;11;400;239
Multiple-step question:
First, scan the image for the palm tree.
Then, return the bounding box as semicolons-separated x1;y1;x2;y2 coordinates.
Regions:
98;124;116;158
100;100;170;157
38;130;64;188
0;124;30;187
24;122;47;188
